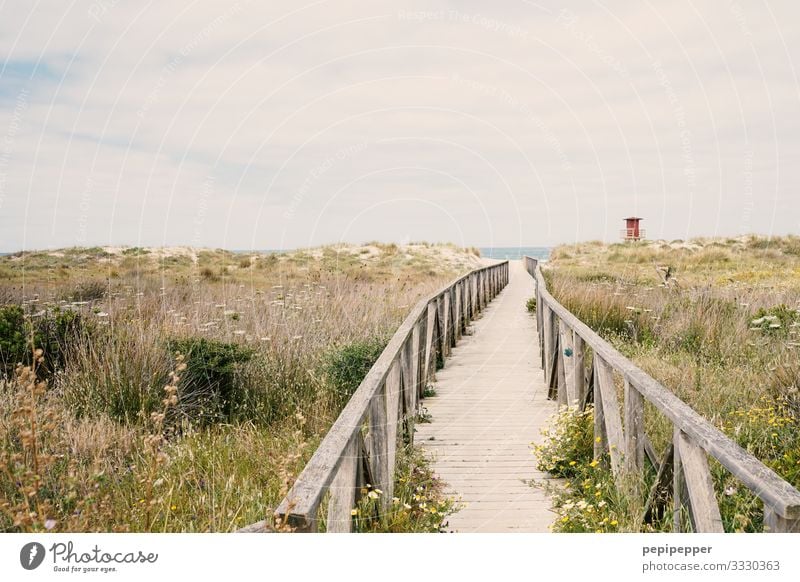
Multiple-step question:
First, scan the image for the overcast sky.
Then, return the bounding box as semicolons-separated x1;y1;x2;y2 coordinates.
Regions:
0;1;798;251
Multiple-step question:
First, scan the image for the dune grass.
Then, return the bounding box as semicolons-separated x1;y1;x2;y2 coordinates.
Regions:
0;243;479;532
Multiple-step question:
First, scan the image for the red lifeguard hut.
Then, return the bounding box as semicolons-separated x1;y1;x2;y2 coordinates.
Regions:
621;217;644;241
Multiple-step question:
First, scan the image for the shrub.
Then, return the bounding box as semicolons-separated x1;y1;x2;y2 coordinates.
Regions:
749;304;799;337
62;279;107;302
0;306;86;378
526;296;537;313
200;267;220;282
167;337;253;425
0;305;26;374
324;337;387;408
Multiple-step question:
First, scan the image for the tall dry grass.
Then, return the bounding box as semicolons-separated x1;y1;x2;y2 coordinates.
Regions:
544;236;800;531
0;243;479;532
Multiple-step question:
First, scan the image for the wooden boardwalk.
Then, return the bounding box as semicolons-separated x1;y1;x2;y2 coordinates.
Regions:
416;260;558;532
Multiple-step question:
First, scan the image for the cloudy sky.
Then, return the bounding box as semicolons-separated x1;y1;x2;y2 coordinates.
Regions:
0;1;798;251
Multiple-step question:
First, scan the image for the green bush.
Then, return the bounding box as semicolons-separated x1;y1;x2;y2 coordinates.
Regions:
324;337;387;408
750;304;799;337
526;296;537;313
0;305;86;378
0;305;26;374
168;337;254;425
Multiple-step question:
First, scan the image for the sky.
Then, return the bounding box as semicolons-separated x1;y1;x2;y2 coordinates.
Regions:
0;0;799;252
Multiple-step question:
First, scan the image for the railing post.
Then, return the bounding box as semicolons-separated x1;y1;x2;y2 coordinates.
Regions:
326;436;358;532
542;306;553;382
573;335;586;407
368;383;390;510
624;379;645;474
385;360;401;482
559;321;577;406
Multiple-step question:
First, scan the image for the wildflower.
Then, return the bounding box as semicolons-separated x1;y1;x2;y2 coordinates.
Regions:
610;520;618;526
171;505;177;511
569;461;577;466
367;491;379;499
44;519;57;530
403;503;412;510
392;497;400;504
724;486;736;497
589;459;599;468
350;509;358;516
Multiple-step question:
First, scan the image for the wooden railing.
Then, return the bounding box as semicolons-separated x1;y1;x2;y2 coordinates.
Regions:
240;260;509;532
524;256;800;532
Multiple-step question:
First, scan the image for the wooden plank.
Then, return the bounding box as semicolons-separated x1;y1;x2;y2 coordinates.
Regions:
559;320;577;405
368;384;390;510
454;281;462;341
530;264;800;520
580;350;595;411
423;302;436;383
676;431;724;533
542;306;553;381
385;361;401;483
411;319;422;400
326;435;358;532
556;339;567;406
624;379;645;473
547;333;559;400
573;335;586;405
415;316;427;400
594;356;625;478
401;337;415;423
642;442;673;525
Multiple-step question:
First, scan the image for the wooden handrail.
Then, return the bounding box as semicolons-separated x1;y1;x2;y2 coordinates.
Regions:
524;256;800;532
240;260;510;532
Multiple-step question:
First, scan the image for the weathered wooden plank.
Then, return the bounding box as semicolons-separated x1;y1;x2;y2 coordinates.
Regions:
594;356;624;478
326;435;358;533
676;431;724;533
415;316;427;400
454;281;463;341
531;264;800;520
559;320;577;405
411;320;422;400
368;383;390;510
542;306;553;381
573;335;586;405
624;379;645;473
547;333;559;400
401;336;415;423
385;361;401;483
556;339;567;406
423;302;436;383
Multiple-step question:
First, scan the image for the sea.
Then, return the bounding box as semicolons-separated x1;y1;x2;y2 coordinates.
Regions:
478;246;550;261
